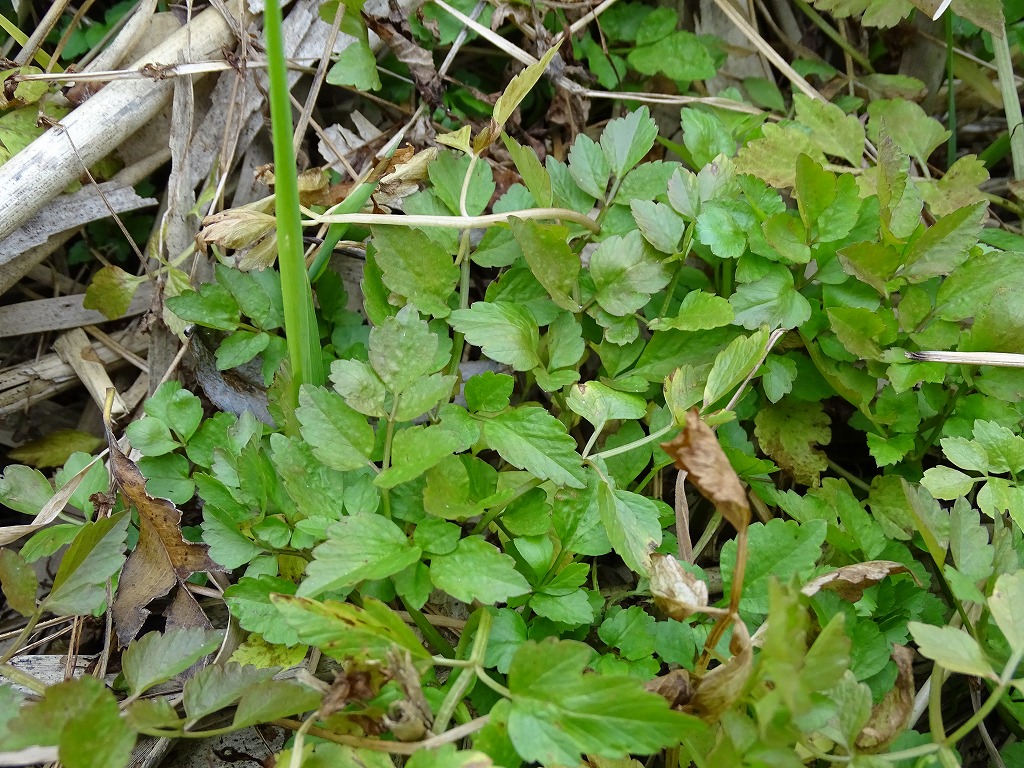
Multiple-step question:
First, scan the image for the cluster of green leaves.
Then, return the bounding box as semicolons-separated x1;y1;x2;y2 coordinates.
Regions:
6;26;1024;767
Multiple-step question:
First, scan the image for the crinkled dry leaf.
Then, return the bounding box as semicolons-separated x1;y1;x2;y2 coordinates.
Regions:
645;668;693;710
106;392;223;646
197;209;276;253
688;621;752;721
801;561;916;602
650;553;710;620
857;645;915;752
661;410;750;531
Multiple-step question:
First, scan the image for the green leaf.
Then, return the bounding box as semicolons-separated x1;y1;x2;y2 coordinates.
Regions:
720;518;827;614
5;676;135;768
83;265;145;320
567;134;610;198
125;417;180;457
202;505;265;570
921;466;977;500
430;535;531;604
376;421;475;489
273;594;432;665
631;200;686;254
395;372;457;422
868;99;950;164
679;109;736;167
299;514;422;597
989;571;1024;652
503;134;553;207
296;385;375;471
224;575;300;646
371;226;459;318
215;330;270;370
761;355;797;403
369;306;443;394
493;45;561;128
597;479;662;575
326;38;381;90
428;151;496;216
703;328;769;409
627;31;717;82
909;622;996;679
529;589;595;625
0;548;37;616
42;512;128;616
464;372;514;413
484;607;528;673
730;264;812;330
973;420;1024;474
481;407;586;488
601;107;659;179
165;282;240;331
591;230;671;316
736;123;824;188
567;381;646;426
183;663;277;722
792;93;865;165
329;360;387;418
598;605;656;660
232;679;324;728
406;745;497;768
509;219;581;312
753;399;831;486
450;301;542;371
649;291;735;332
695;200;749;260
901;202;986;282
506;638;698;766
145;383;204;442
122;628;223;697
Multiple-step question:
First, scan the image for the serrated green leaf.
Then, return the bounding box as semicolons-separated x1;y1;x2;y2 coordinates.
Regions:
567;134;610;198
627;31;716;82
731;264;812;330
165;282;240;331
631;200;686;254
909;622;996;679
530;589;594;625
598;605;656;660
736;123;824;188
376;420;475;489
680;109;736;167
122;628;223;697
232;679;324;728
567;381;646;426
368;306;443;394
43;512;128;616
481;407;586;488
83;265;146;320
695;200;749;260
464;372;514;413
792;94;865;165
506;638;699;766
921;466;977;500
430;536;531;604
901;202;986;282
596;479;662;575
330;359;388;418
703;328;769;409
224;575;300;646
601;107;658;179
649;291;734;332
0;464;54;515
371;226;459;317
182;663;277;722
989;571;1024;652
493;44;561;127
591;230;671;316
450;301;541;371
868;99;950;164
299;514;422;597
509;218;581;311
502;134;553;207
296;386;375;471
125;417;180;458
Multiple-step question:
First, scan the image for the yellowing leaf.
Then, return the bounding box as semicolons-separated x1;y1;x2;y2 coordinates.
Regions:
754;399;831;486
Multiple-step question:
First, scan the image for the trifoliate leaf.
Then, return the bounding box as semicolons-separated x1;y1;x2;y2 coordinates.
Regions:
299;514;422;597
375;420;476;489
450;301;541;371
481;407;586;488
506;638;699;766
730;264;812;330
429;536;531;604
598;606;656;660
590;230;671;316
754;399;831;486
464;372;514;413
600;106;658;179
42;512;129;616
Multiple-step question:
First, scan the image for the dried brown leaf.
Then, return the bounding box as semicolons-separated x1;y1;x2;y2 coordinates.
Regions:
857;645;915;752
106;397;222;646
661;410;750;531
645;668;693;710
688;621;752;721
650;553;709;621
197;209;276;252
801;561;916;602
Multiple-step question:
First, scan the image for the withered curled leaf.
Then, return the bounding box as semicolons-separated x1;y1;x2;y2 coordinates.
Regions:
661;409;750;531
857;644;915;752
688;620;752;721
650;553;709;620
801;561;916;602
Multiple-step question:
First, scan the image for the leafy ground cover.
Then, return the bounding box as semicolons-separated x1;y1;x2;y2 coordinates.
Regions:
1;0;1024;766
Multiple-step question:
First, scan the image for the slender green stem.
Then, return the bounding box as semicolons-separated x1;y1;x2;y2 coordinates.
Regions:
589;422;675;461
991;26;1024;181
474;668;512;698
264;0;324;403
791;0;874;72
826;458;871;494
403;599;457;657
434;609;493;732
471;478;544;535
945;14;957;168
0;608;41;665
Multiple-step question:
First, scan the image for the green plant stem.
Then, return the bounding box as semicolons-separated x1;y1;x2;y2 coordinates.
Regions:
434;609;493;732
475;668;512;698
0;662;47;694
589;421;675;461
790;0;874;73
0;608;41;665
471;478;544;535
825;458;871;493
403;599;457;657
263;0;324;403
991;26;1024;181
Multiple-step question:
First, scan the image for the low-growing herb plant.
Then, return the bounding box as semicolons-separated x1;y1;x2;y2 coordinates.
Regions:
3;2;1024;767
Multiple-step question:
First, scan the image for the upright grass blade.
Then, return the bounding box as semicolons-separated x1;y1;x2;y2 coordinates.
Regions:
263;0;324;400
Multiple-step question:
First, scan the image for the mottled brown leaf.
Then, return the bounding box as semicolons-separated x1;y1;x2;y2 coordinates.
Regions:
106;395;222;646
645;668;693;710
650;553;710;621
802;561;916;602
688;621;752;721
661;410;750;531
857;645;915;751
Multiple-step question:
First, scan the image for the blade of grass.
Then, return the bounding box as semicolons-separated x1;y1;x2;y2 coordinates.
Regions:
990;26;1024;181
263;0;324;401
